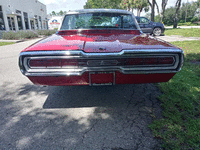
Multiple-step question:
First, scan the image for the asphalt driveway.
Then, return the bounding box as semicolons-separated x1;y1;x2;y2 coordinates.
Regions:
0;38;165;150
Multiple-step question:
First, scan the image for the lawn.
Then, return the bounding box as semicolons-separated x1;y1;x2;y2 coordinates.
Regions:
149;40;200;150
0;42;15;46
165;28;200;37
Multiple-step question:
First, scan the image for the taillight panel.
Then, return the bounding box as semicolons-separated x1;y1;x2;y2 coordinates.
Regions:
28;56;175;68
29;59;80;68
19;49;183;76
124;57;174;66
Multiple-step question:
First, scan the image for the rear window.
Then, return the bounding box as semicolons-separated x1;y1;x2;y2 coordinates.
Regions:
60;12;138;30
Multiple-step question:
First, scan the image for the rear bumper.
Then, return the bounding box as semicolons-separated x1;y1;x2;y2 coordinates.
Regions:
19;49;183;86
28;72;176;86
19;49;184;76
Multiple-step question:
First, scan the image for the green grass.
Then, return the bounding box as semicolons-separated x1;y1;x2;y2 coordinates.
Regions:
149;41;200;150
165;28;200;37
0;42;15;46
172;41;200;62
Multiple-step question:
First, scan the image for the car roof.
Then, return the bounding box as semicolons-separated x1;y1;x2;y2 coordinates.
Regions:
66;9;133;15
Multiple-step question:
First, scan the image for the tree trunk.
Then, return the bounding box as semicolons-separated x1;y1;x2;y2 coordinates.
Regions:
173;0;182;28
160;14;163;23
151;0;155;21
155;0;159;14
161;0;168;23
137;9;140;17
148;0;157;21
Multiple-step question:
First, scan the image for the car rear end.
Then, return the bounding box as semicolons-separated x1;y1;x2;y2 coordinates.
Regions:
19;9;184;86
19;48;183;86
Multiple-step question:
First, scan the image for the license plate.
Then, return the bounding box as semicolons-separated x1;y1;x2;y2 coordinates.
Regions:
89;72;115;86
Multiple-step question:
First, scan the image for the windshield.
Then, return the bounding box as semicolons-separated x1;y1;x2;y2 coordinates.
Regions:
60;12;138;30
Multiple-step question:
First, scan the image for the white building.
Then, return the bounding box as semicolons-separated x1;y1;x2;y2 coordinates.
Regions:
0;0;48;31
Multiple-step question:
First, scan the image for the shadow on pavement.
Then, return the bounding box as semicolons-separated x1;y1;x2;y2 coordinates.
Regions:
43;85;134;109
0;82;163;150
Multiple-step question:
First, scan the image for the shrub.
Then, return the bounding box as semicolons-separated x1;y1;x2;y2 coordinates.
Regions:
1;29;58;40
179;20;185;23
178;22;192;26
36;29;57;36
2;30;38;40
191;17;199;23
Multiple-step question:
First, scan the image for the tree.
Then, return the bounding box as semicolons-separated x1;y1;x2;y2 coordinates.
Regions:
120;0;149;16
51;11;56;16
173;0;182;28
84;0;121;9
160;0;168;22
135;0;149;17
120;0;134;11
145;12;151;20
197;0;200;7
179;1;198;22
59;10;64;16
84;0;149;17
163;7;176;26
84;0;93;9
147;0;159;21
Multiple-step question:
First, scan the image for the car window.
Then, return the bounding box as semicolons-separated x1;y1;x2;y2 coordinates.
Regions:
60;12;138;30
140;17;149;24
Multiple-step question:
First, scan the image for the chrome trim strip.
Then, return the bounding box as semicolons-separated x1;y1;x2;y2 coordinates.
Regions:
19;49;184;76
19;49;183;57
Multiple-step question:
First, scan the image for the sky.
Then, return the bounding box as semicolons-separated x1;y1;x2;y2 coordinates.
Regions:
39;0;198;15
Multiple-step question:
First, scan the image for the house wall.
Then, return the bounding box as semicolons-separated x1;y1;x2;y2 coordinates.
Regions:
0;0;48;31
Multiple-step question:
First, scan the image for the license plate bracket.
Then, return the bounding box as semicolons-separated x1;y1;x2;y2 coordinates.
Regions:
89;71;115;86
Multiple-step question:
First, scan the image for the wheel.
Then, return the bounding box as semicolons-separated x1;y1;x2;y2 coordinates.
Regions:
153;27;162;36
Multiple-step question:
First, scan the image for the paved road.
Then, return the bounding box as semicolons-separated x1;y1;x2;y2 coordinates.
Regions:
0;39;164;150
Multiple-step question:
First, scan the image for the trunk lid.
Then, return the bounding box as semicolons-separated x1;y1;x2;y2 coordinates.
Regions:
23;29;176;52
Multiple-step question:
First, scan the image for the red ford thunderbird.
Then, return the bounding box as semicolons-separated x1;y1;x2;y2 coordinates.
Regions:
19;9;184;86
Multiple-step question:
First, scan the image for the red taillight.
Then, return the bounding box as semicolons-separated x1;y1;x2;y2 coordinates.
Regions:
61;59;79;67
28;57;174;68
29;59;79;68
46;59;61;67
125;57;174;65
29;59;47;67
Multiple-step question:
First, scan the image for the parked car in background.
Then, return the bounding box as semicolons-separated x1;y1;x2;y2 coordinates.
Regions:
19;9;183;86
135;16;165;36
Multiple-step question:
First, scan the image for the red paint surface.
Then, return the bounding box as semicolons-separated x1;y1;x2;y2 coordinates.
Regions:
22;29;178;53
28;72;175;86
90;73;114;84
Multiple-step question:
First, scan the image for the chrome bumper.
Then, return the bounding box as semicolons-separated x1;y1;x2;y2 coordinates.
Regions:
19;49;184;76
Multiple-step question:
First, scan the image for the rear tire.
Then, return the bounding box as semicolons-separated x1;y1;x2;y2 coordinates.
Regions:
153;27;162;36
